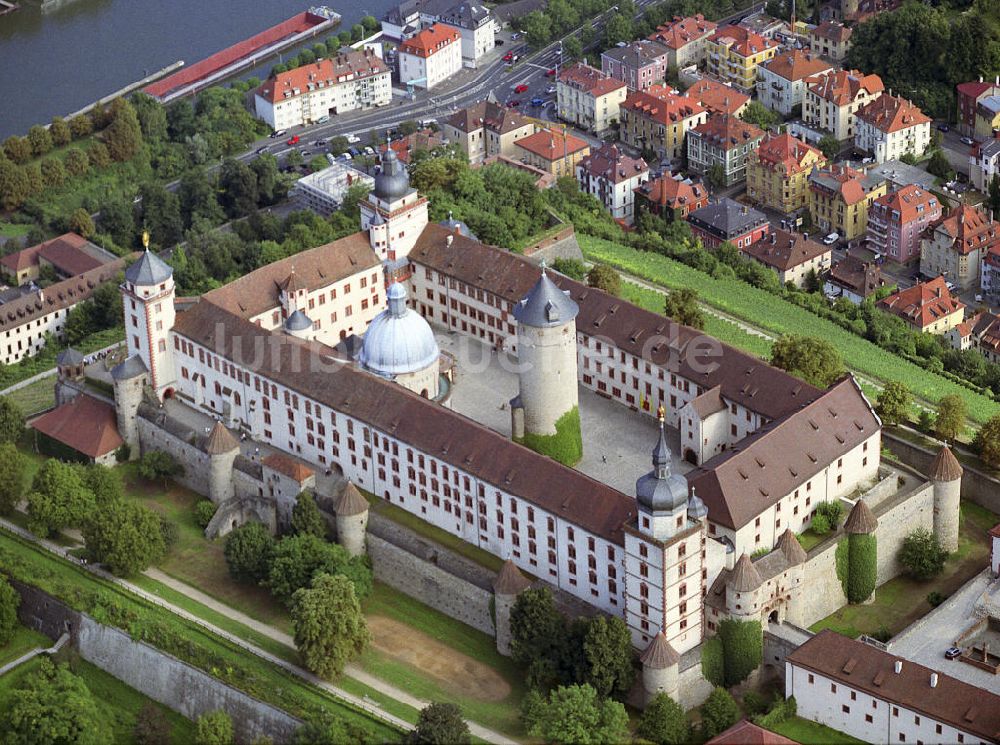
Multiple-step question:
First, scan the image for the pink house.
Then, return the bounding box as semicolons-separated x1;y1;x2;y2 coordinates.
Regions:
866;184;941;263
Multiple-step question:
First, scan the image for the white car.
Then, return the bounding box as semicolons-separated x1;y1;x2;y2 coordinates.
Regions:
546;85;557;94
347;134;361;144
822;233;839;245
316;115;330;124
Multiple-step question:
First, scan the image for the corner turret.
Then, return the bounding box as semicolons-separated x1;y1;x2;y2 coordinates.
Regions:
929;445;962;552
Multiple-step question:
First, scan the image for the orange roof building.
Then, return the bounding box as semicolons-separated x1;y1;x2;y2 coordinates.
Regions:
705;25;779;92
687;114;766;186
804;69;884;140
31;394;123;464
746;132;826;213
855;94;932;164
742;229;832;288
707;720;796;745
920;204;1000;289
634;173;709;220
877;276;966;334
807;164;887;240
556;62;628;132
808;21;853;62
649;14;717;68
756;50;833;116
867;184;941;263
513;129;591;177
399;23;462;90
619;84;707;159
0;233;114;286
685;78;751;117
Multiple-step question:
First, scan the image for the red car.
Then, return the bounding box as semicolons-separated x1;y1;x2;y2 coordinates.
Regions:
509;100;521;107
503;52;514;62
286;135;300;145
546;68;556;77
514;84;529;93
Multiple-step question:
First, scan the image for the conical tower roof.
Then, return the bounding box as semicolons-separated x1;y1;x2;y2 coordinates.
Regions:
844;500;878;534
493;559;531;595
729;553;763;592
777;528;808;564
336;482;369;516
204;421;239;455
513;265;579;328
639;630;680;668
929;445;963;482
125;248;172;286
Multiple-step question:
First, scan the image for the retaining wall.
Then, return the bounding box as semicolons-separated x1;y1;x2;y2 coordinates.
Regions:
137;415;213;497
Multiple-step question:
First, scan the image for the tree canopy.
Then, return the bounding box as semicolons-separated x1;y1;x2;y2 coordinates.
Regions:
638;693;689;745
876;381;913;426
586;264;621;296
407;703;471;744
663;287;705;330
194;710;233;745
0;574;19;647
0;442;27;515
266;533;372;605
700;687;740;739
224;521;276;584
974;413;1000;468
26;459;95;537
0;395;25;444
291;572;370;677
899;527;948;580
770;335;845;388
934;394;967;442
521;684;629;745
291;491;327;538
82;498;167;576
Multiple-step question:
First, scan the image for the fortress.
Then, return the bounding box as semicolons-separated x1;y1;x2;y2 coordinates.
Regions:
75;148;962;706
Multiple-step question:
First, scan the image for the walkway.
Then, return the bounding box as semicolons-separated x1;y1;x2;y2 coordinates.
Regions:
0;340;122;397
0;633;69;677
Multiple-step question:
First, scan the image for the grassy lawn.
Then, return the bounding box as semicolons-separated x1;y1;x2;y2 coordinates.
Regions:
810;501;997;639
0;625;51;667
5;377;56;416
796;529;827;553
769;716;866;744
0;222;30;239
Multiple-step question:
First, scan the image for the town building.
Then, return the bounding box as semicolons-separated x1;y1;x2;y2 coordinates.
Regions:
808;21;853;62
866;185;941;264
948;311;1000;364
575;143;649;222
601;39;670;92
379;128;448;164
381;0;496;67
957;76;1000;137
807;164;887;241
399;23;463;90
633;173;709;221
742;229;832;288
756;51;833;117
746;133;826;214
619;85;707;160
984;244;1000;301
687;198;770;249
877;276;966;334
787;630;1000;745
30;392;123;465
920;205;1000;289
804;69;884;141
291;161;375;216
854;94;931;164
0;233;117;286
253;49;391;129
824;255;884;303
705;25;778;92
686;114;766;186
556;62;628;133
970;136;1000;192
685;78;750;117
513;129;590;177
441;98;535;165
974;95;1000;141
648;14;717;69
866;159;936;193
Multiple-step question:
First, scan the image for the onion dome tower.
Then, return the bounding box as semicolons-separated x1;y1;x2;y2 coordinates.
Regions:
636;407;690;541
360;148;428;280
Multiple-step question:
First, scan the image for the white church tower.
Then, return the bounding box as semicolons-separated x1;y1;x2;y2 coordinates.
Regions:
121;232;176;400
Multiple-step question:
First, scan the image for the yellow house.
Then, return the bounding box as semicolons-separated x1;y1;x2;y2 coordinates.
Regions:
807;164;886;241
746;133;826;214
513;129;591;177
706;25;778;93
974;95;1000;140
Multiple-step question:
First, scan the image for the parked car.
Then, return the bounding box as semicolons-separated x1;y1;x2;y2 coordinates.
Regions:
945;647;962;659
822;232;839;245
546;68;557;77
961;136;975;146
503;52;514;62
272;130;287;138
511;32;521;40
514;84;529;94
530;97;545;107
286;135;300;145
546;85;557;94
363;146;375;156
347;134;361;144
316;115;330;124
495;39;504;46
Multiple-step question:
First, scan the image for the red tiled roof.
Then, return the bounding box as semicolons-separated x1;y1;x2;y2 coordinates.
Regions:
514;129;590;161
635;174;708;210
870;184;939;226
707;719;796;745
929;204;999;256
399;23;461;57
255;49;387;104
558;61;625;97
691;114;765;150
808;164;870;206
743;229;830;271
31;394;123;459
957;80;994;99
856;94;931;134
262;452;315;482
807;69;884;106
761;50;831;83
380;129;446;164
444;100;532;136
649;14;717;49
810;20;852;43
622;84;704;125
0;233;104;276
708;24;778;57
877;276;966;330
577;143;647;184
686;78;750;115
753;132;824;175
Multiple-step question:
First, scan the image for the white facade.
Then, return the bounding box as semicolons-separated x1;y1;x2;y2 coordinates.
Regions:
399;26;463;90
292;163;375;216
575;164;649;221
0;297;73;366
855;119;931;164
756;60;832;117
123;259;176;399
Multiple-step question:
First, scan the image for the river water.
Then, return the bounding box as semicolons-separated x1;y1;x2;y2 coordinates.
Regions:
0;0;392;138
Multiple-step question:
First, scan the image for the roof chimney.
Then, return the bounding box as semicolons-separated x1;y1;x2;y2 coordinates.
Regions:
446;235;454;247
930;672;938;688
894;660;903;674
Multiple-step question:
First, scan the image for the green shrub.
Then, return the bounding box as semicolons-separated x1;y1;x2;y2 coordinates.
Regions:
194;500;217;529
870;625;891;643
846;533;877;603
718;618;762;687
900;528;948;580
742;690;768;716
753;697;797;728
515;406;582;466
816;500;844;526
810;513;831;535
700;636;724;687
835;539;848;597
927;590;946;607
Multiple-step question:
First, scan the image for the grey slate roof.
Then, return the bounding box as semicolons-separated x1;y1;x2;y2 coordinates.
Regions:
512;267;579;328
125;249;172;286
440;211;478;239
110;355;148;381
284;309;313;332
373;149;413;202
687;198;769;240
437;1;492;29
636;420;688;513
56;348;84;366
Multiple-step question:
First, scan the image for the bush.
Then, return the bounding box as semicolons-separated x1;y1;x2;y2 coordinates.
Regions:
742;690;768;716
846;533;877;603
718;618;762;686
870;624;892;643
927;590;946;607
638;693;689;745
810;513;831;535
224;521;276;584
700;687;740;739
515;406;582;466
194;500;217;529
899;528;948;580
753;696;797;729
816;500;844;525
700;636;724;687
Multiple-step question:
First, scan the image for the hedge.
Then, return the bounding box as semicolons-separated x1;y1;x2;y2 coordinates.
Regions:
718;618;762;687
835;539;849;597
579;235;999;424
515;406;582;466
846;533;877;603
700;636;724;687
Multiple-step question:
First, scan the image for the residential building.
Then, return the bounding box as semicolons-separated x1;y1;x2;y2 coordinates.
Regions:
742;229;832;287
807;164;887;241
648;14;717;69
808;21;852;62
970;136;1000;192
866;185;941;264
975;94;1000;141
687;114;765;186
0;233;116;286
575;143;649;222
957;76;1000;137
877;276;966;334
399;23;463;90
948;311;1000;364
379;128;448;164
619;85;707;159
866;159;937;193
441;99;534;165
756;51;833;117
824;255;884;303
804;69;884;141
920;204;1000;289
556;62;628;133
513;129;590;177
705;25;778;93
854;94;931;164
687;198;770;248
435;2;496;68
601;39;670;92
253;49;391;129
787;630;1000;745
291;161;376;216
686;78;751;117
738;13;787;39
984;244;1000;301
633;173;709;221
746;133;826;214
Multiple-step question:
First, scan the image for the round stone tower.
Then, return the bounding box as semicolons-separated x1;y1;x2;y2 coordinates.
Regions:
335;482;370;558
493;559;532;657
510;265;581;463
110;355;149;460
776;528;808;625
639;630;680;706
55;347;85;406
726;553;763;622
204;421;240;504
929;445;963;553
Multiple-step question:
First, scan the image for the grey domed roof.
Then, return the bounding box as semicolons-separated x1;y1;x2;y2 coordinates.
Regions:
372;149;413;202
513;266;579;328
284;309;313;332
360;283;439;376
688;487;708;520
636;416;687;514
439;211;477;240
125;249;172;287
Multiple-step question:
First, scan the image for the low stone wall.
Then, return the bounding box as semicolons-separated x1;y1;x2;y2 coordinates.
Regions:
677;646;714;710
12;578;81;640
524;226;584;264
861;468;905;512
137;414;212;497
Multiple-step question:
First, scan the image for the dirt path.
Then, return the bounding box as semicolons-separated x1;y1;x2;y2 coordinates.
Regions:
367;615;511;702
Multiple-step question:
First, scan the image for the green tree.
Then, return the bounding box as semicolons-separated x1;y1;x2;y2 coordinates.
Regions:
989;174;1000;217
934;393;967;441
876;380;913;426
224;521;276;583
846;533;877;603
510;587;566;689
900;527;948;580
99;195;137;248
194;710;233;745
700;687;740;739
0;159;32;210
267;533;373;604
974;413;1000;468
552;257;587;279
523;11;554;48
581;615;634;699
251;154;284;205
718;618;762;686
3;136;32;164
138;450;184;486
69;114;94;139
706;162;726;189
399;120;419;136
563;36;583;61
133;702;172;745
328;136;350;156
0;442;27;515
64;148;90;177
81;465;125;506
522;684;629;745
900;152;917;165
218;158;259;218
27;125;53;157
926;149;954;180
408;703;471;744
178;167;225;228
83;498;167;576
0;574;19;647
104;98;144;162
351;23;366;40
68;207;95;238
663;287;705;329
26;459;95;537
0;396;24;443
604;13;633;47
2;659;111;745
140;182;183;247
740;101;779;130
49;117;72;147
291;491;327;537
40;158;66;188
361;14;379;32
638;693;689;745
88;141;111;168
586;264;621;296
771;334;844;388
817;134;840;161
291;572;370;677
